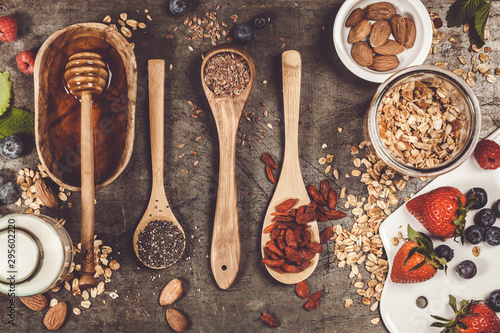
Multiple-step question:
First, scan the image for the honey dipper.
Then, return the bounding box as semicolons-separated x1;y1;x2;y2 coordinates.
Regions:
64;52;109;288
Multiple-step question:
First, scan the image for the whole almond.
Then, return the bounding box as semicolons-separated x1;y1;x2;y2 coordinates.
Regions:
43;302;67;331
351;41;374;67
373;40;405;55
347;20;372;44
364;2;397;21
20;294;48;311
390;14;406;45
35;179;59;209
370;21;391;47
369;55;399;71
159;278;183;305
404;18;416;49
166;309;189;333
345;8;364;27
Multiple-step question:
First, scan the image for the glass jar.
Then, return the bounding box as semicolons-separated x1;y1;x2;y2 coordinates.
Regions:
0;213;73;296
364;65;481;177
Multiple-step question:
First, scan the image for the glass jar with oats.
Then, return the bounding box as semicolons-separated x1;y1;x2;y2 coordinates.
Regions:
364;65;481;177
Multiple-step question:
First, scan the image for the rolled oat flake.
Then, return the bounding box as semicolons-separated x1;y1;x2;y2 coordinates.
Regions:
137;219;185;268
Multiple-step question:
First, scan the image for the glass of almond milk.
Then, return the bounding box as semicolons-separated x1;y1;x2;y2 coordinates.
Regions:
0;213;73;297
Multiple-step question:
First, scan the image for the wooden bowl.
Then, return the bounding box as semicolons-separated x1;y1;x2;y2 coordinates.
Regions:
34;23;137;191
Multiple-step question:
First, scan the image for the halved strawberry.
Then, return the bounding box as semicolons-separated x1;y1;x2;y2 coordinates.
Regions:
390;225;447;284
431;295;500;332
406;186;476;243
0;16;17;42
16;51;36;75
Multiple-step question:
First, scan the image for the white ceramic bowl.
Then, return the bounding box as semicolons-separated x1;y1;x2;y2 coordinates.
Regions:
333;0;433;83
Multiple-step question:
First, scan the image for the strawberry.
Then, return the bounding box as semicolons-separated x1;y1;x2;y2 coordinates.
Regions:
0;16;17;42
431;295;500;332
390;225;447;284
16;51;36;75
406;186;475;243
474;139;500;170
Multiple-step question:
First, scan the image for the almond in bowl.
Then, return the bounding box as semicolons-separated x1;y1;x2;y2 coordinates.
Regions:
346;2;416;71
333;0;432;83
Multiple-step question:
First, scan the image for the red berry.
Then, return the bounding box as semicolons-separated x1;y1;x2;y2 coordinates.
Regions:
16;51;36;75
474;139;500;170
0;16;17;42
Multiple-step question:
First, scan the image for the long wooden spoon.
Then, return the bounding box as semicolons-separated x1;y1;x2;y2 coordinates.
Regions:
201;45;255;289
261;50;320;284
133;59;186;269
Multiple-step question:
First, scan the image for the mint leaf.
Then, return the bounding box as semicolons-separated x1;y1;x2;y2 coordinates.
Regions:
446;0;483;27
0;107;35;140
0;72;12;117
471;0;491;47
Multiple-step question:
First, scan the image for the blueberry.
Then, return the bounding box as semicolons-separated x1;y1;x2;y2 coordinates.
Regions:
169;0;191;17
456;260;477;279
485;226;500;246
488;289;500;312
253;14;269;29
474;208;496;228
465;225;484;244
467;188;488;210
0;171;6;188
0;135;24;159
435;244;454;262
0;182;21;204
234;23;255;44
493;199;500;218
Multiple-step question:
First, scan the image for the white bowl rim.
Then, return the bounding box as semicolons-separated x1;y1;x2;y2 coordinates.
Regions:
333;0;433;83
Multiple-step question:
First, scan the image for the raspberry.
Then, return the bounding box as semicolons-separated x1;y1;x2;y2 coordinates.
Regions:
16;50;36;75
0;16;17;43
474;139;500;170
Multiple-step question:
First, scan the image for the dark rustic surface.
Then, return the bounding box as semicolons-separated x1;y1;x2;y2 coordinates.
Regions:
1;0;499;332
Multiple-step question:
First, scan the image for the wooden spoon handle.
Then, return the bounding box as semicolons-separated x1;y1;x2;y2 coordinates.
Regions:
281;51;302;178
211;103;241;290
79;92;97;288
148;60;165;193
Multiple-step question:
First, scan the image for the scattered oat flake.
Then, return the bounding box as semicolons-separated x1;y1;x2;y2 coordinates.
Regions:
325;165;332;174
322;143;328;149
338;127;343;133
267;123;273;129
345;299;353;308
371;318;380;325
73;308;82;315
319;157;327;165
188;45;193;51
194;161;199;167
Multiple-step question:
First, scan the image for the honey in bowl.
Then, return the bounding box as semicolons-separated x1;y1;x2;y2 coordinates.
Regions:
35;23;136;191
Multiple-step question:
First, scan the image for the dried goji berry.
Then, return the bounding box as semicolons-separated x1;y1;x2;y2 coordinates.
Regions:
271;211;290;216
295;280;309;300
277;236;286;250
306;201;317;213
299;259;311;271
282;263;299;273
261;152;278;170
285;229;297;249
305;242;323;253
296;213;316;225
269;265;287;273
263;223;276;234
320;179;330;201
304;290;322;311
261;312;279;328
266;164;276;184
272;215;295;223
302;230;312;244
264;247;280;260
296;205;307;216
327;188;338;210
325;210;346;220
275;198;297;212
306;184;327;206
316;210;328;222
320;226;334;244
285;247;302;265
271;226;281;240
262;258;285;267
266;241;284;258
298;249;316;260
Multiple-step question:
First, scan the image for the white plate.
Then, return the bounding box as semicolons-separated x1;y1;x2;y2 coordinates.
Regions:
379;127;500;333
333;0;432;83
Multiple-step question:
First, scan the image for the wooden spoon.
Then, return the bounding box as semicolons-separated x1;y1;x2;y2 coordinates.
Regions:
200;45;255;289
132;59;186;269
64;52;109;288
261;50;320;284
